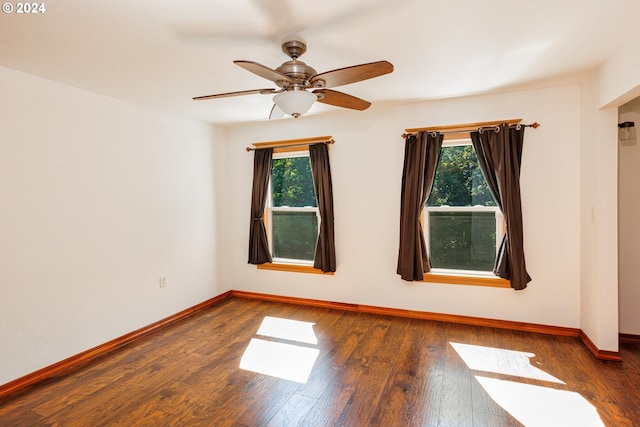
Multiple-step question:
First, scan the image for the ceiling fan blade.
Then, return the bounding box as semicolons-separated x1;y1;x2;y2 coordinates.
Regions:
313;89;371;111
193;88;276;101
310;60;393;88
234;60;294;84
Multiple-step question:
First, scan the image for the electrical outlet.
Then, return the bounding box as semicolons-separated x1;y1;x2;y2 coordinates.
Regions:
159;276;167;288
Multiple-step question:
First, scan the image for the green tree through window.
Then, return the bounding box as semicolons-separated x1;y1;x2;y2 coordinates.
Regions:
269;155;318;262
427;145;495;207
426;144;500;272
271;157;316;208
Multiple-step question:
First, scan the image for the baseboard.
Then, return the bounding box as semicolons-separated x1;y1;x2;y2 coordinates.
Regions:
620;333;640;344
578;331;623;362
231;290;581;337
0;291;233;400
232;291;626;362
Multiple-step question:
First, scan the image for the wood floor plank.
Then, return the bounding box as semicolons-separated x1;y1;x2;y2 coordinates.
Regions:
367;318;428;426
437;342;474;427
334;358;394;425
471;410;512;427
297;383;355;426
229;388;292;426
264;393;317;426
1;297;640;426
295;311;369;400
419;320;450;426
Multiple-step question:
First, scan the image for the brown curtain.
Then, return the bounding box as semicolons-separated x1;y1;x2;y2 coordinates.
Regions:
309;143;336;272
471;124;531;290
248;148;273;264
397;131;443;281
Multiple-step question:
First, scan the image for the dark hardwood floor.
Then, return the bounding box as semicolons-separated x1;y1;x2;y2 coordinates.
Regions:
1;297;639;426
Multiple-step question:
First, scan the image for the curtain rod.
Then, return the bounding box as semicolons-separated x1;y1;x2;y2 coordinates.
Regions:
246;136;334;152
402;122;539;139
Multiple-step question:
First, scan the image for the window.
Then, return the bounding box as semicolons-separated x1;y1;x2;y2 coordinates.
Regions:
249;136;335;274
424;139;508;285
266;150;319;266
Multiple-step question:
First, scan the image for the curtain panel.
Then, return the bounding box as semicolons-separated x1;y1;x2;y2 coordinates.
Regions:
397;131;443;281
248;148;273;264
471;124;531;290
309;143;337;272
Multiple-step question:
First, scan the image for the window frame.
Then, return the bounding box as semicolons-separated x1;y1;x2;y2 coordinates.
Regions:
422;138;510;287
254;141;334;275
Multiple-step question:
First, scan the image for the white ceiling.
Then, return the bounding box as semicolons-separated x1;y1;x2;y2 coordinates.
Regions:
2;0;639;125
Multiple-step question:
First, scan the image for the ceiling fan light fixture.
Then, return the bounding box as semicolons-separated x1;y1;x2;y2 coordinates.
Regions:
273;90;316;118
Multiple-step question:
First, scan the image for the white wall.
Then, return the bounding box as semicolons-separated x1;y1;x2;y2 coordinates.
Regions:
579;37;640;352
0;67;222;384
218;85;582;329
579;75;619;352
618;103;640;335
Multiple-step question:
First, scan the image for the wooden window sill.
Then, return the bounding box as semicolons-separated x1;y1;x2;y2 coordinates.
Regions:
423;272;510;288
257;263;334;275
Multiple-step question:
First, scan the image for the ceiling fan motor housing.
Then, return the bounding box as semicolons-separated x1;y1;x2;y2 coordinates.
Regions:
275;60;317;88
275;39;321;89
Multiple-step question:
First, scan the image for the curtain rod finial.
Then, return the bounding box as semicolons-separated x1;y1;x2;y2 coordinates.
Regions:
246;147;254;152
532;122;540;129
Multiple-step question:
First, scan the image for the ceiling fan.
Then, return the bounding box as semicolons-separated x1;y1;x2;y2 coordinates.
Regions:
193;37;394;119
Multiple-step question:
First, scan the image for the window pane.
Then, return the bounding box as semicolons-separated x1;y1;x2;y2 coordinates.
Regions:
428;210;496;271
271;157;317;207
428;145;495;207
272;211;318;261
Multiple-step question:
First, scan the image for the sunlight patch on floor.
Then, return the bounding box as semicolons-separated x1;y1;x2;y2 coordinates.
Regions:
239;316;320;383
256;316;318;344
240;338;320;383
450;342;564;383
475;376;605;427
450;342;605;427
